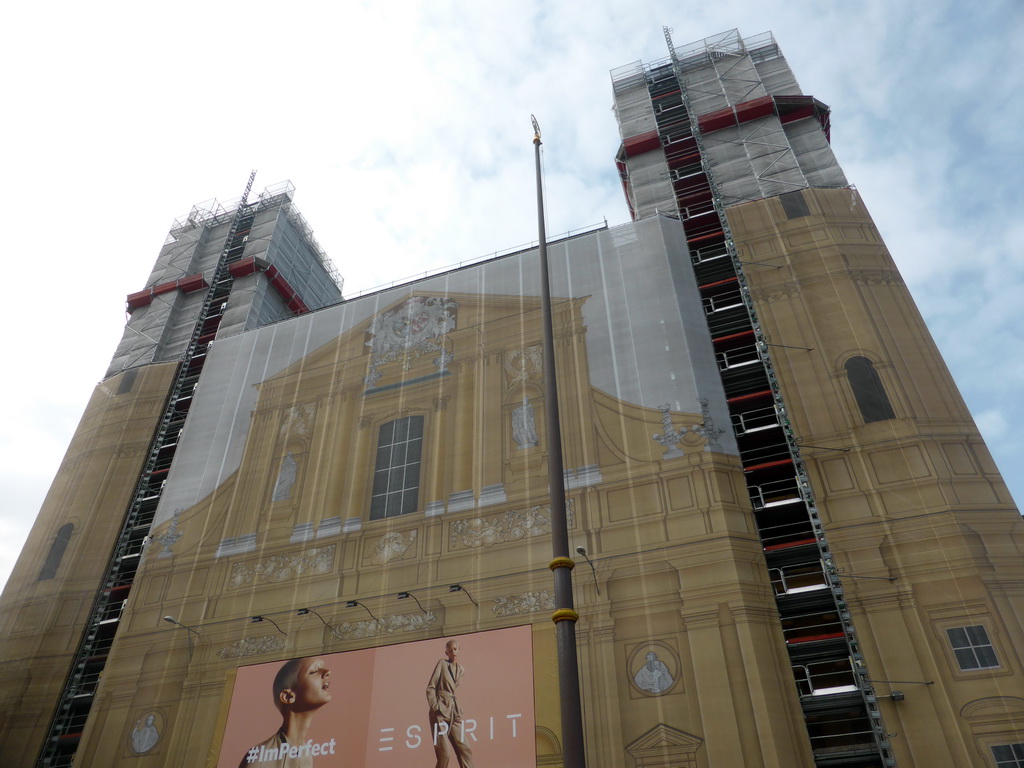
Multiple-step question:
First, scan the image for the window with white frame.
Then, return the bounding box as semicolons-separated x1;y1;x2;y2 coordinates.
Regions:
992;743;1024;768
946;625;999;671
369;416;423;520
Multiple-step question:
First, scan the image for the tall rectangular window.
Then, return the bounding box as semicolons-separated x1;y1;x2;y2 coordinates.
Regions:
992;744;1024;768
844;356;895;423
946;625;999;671
370;416;423;520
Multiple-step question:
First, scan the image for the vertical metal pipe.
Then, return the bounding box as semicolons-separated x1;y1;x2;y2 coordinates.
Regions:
532;116;586;768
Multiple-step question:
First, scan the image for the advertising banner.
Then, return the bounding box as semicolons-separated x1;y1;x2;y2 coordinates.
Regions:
218;625;535;767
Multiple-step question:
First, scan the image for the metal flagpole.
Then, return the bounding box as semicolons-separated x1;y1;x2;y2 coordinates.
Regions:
532;115;587;768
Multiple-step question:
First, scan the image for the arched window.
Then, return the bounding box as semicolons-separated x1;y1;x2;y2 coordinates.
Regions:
38;523;74;581
370;416;424;520
844;356;895;423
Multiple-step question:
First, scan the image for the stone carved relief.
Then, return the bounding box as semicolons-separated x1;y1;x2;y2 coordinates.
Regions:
627;641;682;699
748;282;801;305
632;651;675;694
271;452;298;501
113;443;151;459
652;405;688;459
450;502;574;550
491;590;554;617
128;711;163;755
364;296;459;387
651;399;725;456
228;545;335;589
330;611;437;640
692;398;726;450
368;530;417;566
279;402;316;438
152;509;182;558
504;345;543;389
217;634;287;659
849;269;904;287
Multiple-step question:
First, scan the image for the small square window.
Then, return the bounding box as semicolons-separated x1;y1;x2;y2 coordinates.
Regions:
946;625;999;671
992;743;1024;768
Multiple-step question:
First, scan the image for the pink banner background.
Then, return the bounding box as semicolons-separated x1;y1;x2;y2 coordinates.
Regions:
218;625;536;767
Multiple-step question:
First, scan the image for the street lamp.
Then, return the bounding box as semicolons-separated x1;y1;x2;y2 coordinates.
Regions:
532;115;586;768
163;615;200;659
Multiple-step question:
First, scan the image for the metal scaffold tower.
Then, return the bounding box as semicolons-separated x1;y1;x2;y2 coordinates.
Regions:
642;27;896;767
36;172;261;768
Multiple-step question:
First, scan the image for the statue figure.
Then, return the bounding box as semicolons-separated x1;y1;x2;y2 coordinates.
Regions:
633;651;674;693
130;713;160;754
512;397;539;448
272;453;297;501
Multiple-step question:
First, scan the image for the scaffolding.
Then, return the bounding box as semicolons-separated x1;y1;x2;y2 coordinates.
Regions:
166;180;343;292
611;30;847;220
36;174;266;768
615;27;899;767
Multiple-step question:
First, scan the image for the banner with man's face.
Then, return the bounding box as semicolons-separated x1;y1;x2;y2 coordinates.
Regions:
218;625;535;767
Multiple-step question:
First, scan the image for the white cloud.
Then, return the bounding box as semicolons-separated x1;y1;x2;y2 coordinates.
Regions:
0;0;1021;591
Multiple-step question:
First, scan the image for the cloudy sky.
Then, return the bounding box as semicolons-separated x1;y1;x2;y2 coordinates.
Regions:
1;0;1021;590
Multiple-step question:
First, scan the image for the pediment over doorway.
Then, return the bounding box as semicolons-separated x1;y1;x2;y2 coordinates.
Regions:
626;723;703;768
